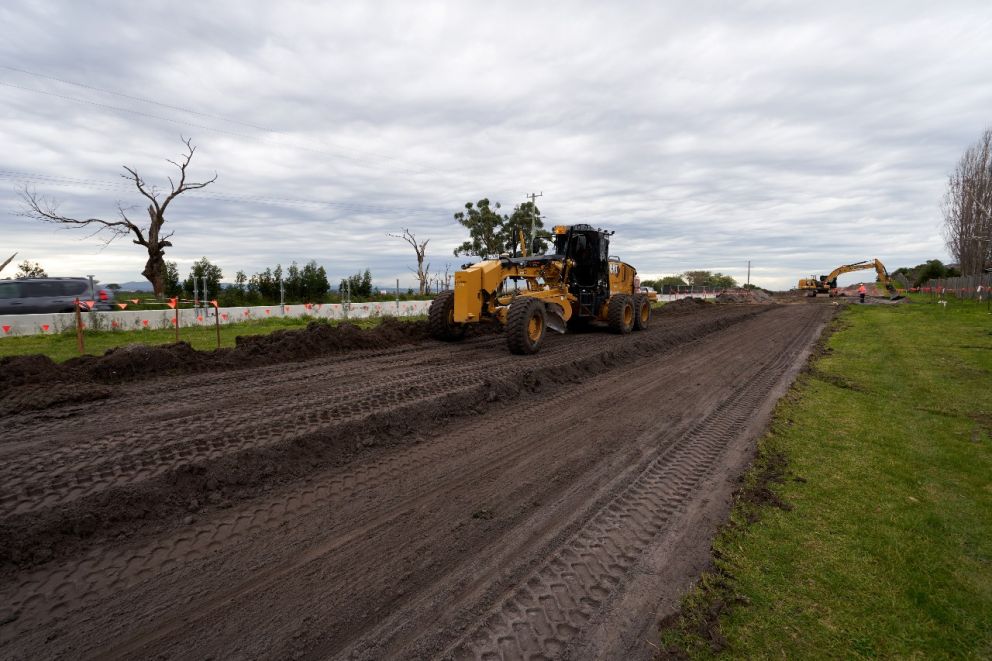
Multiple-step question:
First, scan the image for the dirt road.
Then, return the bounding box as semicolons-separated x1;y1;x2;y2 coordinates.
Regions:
0;301;831;660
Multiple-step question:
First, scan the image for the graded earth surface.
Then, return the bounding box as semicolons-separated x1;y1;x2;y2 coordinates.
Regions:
0;300;832;660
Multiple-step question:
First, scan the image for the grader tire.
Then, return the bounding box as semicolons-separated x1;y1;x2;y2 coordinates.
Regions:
428;290;466;341
507;298;547;354
607;294;634;334
633;294;651;331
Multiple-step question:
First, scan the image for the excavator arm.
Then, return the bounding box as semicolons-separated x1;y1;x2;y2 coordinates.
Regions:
823;259;899;297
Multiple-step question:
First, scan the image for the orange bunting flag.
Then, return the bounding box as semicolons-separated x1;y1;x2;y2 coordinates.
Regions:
84;300;96;309
116;303;128;309
210;299;218;308
167;297;178;309
130;298;140;304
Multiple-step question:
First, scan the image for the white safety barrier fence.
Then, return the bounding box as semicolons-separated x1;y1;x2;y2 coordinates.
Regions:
0;300;433;337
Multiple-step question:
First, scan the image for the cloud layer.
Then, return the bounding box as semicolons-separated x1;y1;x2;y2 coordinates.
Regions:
2;1;990;290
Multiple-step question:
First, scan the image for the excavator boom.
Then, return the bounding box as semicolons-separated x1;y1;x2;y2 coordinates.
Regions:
798;258;901;299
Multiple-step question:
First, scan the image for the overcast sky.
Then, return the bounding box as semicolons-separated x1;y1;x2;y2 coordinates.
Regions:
1;0;990;290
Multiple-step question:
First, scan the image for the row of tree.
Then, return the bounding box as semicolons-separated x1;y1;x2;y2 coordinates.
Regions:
943;128;992;276
158;258;404;305
640;271;738;291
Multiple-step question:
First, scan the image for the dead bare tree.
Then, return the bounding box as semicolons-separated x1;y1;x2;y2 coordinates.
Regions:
0;252;17;274
387;228;430;295
19;137;217;296
942;128;992;276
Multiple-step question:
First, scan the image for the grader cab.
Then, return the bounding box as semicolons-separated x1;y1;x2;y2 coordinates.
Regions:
428;224;651;354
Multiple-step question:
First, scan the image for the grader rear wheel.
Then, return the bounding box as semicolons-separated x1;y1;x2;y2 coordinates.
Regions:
607;294;634;334
428;290;466;341
507;297;547;354
633;294;651;330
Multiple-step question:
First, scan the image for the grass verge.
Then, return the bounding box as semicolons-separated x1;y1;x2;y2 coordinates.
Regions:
661;299;992;658
0;315;424;363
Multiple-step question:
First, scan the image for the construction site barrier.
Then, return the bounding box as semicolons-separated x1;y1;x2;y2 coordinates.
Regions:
919;274;992;300
0;300;434;337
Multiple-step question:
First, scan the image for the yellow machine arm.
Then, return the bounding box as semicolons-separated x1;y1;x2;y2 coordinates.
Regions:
453;257;575;325
824;259;895;293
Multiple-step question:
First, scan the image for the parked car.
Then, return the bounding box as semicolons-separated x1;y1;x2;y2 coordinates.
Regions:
0;278;115;314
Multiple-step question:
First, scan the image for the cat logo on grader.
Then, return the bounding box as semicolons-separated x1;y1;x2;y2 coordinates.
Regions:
429;224;651;354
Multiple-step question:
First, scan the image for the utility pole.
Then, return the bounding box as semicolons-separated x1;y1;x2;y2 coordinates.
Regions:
526;192;543;249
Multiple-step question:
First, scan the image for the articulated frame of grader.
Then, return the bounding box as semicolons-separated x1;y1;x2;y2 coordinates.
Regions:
428;224;652;354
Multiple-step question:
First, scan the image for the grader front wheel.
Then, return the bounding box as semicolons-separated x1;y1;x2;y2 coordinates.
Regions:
428;290;466;341
507;297;547;354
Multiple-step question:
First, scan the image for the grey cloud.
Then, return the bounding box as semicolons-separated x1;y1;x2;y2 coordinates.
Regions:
2;0;990;291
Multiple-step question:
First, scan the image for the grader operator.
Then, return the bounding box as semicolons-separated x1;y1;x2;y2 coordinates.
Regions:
428;224;651;354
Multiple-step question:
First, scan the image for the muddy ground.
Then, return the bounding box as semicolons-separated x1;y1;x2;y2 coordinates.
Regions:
0;300;833;660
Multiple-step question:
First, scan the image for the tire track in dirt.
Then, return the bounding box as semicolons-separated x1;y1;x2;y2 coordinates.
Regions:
440;306;825;660
0;309;765;630
0;307;764;570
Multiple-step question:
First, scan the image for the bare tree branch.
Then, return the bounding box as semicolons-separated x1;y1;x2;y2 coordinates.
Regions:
0;252;17;274
17;138;216;296
388;228;431;295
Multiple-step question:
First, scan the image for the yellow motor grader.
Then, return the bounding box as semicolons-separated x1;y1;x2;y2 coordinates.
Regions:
429;224;651;354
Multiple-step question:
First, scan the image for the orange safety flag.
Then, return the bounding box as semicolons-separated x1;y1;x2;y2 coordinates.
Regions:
84;300;96;309
167;297;178;309
210;299;218;308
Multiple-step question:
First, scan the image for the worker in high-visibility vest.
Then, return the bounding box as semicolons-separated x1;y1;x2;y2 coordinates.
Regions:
858;283;867;303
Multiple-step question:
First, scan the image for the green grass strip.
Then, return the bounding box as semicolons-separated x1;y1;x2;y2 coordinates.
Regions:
0;315;425;363
662;299;992;658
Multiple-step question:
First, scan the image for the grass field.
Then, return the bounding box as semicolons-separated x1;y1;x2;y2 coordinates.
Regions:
662;298;992;658
0;315;419;363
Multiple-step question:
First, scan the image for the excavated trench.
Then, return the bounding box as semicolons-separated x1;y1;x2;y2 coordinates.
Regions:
0;300;832;660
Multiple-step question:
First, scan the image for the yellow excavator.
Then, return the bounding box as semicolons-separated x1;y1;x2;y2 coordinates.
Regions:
429;224;651;354
798;258;900;298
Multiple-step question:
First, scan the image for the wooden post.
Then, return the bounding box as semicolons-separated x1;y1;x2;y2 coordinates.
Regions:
74;298;85;354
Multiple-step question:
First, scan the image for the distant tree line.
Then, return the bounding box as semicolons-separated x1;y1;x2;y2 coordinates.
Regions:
154;258;421;306
891;259;960;288
641;270;738;292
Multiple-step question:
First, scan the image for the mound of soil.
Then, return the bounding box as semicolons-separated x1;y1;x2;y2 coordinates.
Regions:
661;297;711;313
715;289;774;304
235;318;432;361
0;318;442;415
